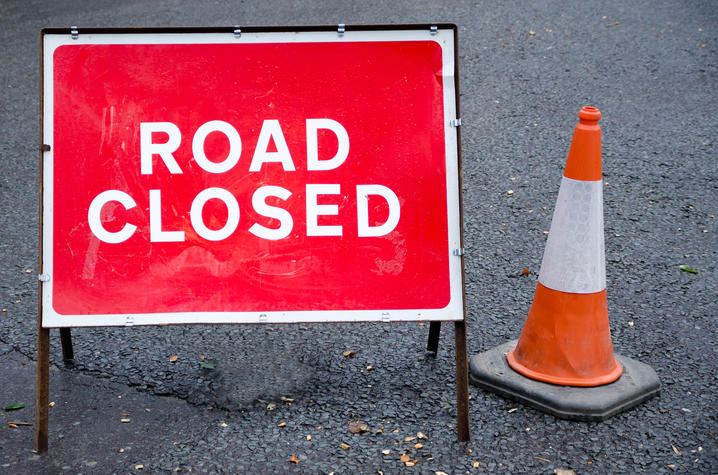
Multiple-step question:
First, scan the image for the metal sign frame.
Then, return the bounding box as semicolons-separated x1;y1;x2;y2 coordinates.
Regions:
36;24;469;452
41;25;463;328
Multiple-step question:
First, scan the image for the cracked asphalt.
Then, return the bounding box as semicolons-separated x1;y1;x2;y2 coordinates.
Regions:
1;1;716;473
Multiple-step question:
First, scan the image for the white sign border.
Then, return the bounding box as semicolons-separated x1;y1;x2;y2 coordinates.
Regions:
41;26;464;327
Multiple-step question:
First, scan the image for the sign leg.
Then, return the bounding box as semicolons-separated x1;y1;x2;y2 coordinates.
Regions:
454;320;471;442
59;328;74;364
427;322;441;356
35;326;50;453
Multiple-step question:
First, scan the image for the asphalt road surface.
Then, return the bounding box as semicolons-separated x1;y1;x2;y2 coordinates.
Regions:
1;1;716;473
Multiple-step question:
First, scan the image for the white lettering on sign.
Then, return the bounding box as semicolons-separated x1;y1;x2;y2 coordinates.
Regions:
149;189;185;242
356;185;401;237
306;118;349;171
249;120;295;172
140;122;182;174
306;184;342;237
88;119;400;243
88;190;138;243
190;187;241;241
192;120;242;174
249;186;293;240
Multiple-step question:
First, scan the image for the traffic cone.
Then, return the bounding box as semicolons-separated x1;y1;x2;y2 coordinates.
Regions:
469;107;660;420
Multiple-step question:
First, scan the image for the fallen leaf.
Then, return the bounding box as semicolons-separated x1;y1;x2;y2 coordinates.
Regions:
277;422;287;427
340;443;350;450
417;432;428;440
507;190;514;195
404;436;416;442
289;454;299;464
508;408;518;413
672;445;682;456
118;448;125;453
7;421;32;426
220;422;228;428
473;461;480;468
554;470;577;475
414;443;423;449
400;454;411;463
405;461;416;467
48;402;55;408
280;397;294;403
8;423;18;429
521;268;531;276
266;403;277;411
3;403;24;411
536;456;552;463
366;365;374;371
436;472;449;475
347;421;370;434
306;435;312;441
342;350;358;358
382;450;391;455
135;465;144;470
169;355;178;363
679;265;698;274
121;418;131;423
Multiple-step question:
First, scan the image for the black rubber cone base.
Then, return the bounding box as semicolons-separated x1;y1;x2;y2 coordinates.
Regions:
469;340;660;421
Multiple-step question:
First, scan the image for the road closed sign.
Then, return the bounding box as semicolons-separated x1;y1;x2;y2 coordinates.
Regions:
40;25;464;327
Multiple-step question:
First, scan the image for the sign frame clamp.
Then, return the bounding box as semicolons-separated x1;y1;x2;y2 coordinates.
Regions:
37;23;470;450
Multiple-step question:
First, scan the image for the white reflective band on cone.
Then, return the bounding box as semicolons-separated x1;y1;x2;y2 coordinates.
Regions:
538;177;606;294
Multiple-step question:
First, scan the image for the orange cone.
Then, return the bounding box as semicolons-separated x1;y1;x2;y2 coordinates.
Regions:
469;106;660;421
506;106;622;387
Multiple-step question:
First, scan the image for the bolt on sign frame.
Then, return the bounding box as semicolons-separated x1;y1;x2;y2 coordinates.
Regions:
38;24;469;451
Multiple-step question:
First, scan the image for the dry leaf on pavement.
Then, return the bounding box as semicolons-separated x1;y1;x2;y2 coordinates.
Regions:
347;421;369;434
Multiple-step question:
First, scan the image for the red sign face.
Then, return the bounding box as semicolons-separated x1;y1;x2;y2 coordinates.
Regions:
42;29;462;325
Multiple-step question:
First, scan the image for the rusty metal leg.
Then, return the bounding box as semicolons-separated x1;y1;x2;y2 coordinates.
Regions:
35;326;50;453
454;320;471;442
426;322;441;357
59;328;74;364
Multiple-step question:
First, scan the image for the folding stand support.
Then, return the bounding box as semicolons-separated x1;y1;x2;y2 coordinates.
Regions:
426;322;441;356
425;321;470;441
59;328;74;364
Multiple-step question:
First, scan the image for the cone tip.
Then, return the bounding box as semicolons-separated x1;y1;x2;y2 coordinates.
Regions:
579;106;601;122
